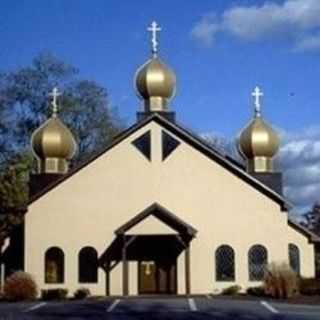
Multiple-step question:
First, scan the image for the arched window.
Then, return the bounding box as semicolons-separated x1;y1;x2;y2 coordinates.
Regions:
215;245;235;281
289;244;300;275
79;247;98;283
45;247;64;283
248;245;268;281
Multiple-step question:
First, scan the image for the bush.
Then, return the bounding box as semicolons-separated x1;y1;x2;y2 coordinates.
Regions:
74;288;91;299
246;286;266;297
299;278;320;296
221;285;241;295
264;262;299;299
4;271;38;301
41;288;68;300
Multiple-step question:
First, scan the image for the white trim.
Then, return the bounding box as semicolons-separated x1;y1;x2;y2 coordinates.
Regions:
24;302;47;312
106;299;121;313
188;298;197;312
260;301;279;314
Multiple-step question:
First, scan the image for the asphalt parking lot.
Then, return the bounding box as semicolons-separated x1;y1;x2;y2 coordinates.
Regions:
0;296;320;319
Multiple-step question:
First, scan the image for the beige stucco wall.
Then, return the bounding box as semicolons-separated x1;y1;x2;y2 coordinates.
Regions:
25;120;315;296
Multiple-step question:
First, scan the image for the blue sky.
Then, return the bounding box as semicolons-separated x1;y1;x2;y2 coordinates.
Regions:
1;0;320;214
1;0;319;136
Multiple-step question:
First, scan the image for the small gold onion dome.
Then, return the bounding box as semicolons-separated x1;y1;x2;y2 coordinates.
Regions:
238;87;280;173
135;57;176;112
31;88;77;174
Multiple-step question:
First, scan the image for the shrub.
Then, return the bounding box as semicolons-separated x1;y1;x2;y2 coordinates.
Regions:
264;262;299;299
246;286;266;297
221;285;241;295
41;288;68;300
74;288;91;299
299;278;320;296
4;271;38;301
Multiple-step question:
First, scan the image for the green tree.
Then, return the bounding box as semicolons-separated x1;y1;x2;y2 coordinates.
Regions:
303;202;320;236
303;202;320;277
0;51;124;165
0;153;32;243
61;80;123;162
200;133;244;164
0;52;125;243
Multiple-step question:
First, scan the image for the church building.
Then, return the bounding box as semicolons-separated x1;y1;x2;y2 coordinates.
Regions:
1;22;319;296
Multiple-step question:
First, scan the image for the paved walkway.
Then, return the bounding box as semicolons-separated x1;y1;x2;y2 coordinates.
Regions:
1;296;320;319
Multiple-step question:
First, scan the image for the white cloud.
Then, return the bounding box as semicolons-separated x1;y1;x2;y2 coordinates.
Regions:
277;126;320;212
284;165;320;186
191;0;320;51
190;13;220;47
279;139;320;167
294;33;320;51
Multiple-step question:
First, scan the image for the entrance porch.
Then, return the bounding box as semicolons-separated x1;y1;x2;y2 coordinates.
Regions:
99;203;197;296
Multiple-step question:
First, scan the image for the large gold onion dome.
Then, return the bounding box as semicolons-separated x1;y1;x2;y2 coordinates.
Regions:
31;88;77;173
238;86;280;172
135;57;176;102
134;21;176;111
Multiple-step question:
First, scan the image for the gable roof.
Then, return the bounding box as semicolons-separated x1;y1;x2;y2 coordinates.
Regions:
115;202;197;236
28;113;290;209
288;219;320;243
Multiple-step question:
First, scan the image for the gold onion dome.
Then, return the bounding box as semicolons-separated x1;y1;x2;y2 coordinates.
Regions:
135;21;176;112
135;58;176;111
238;86;280;173
31;88;77;174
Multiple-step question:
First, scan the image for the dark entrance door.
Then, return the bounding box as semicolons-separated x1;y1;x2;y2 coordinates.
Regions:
138;260;176;294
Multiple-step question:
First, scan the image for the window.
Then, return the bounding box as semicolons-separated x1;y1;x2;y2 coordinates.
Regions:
131;131;151;160
248;245;268;281
162;130;180;160
45;247;64;283
79;247;98;283
215;245;235;281
289;244;300;275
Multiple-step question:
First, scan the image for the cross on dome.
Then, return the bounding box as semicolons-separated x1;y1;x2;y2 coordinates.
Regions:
49;87;61;116
252;86;263;117
147;21;161;57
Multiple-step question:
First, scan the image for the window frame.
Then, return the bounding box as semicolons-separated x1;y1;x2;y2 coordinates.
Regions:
78;246;99;284
45;247;65;284
215;245;236;282
289;243;301;275
248;245;268;281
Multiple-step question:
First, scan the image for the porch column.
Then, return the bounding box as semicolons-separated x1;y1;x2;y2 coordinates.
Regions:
121;235;137;296
185;244;190;294
105;261;110;296
122;244;129;296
